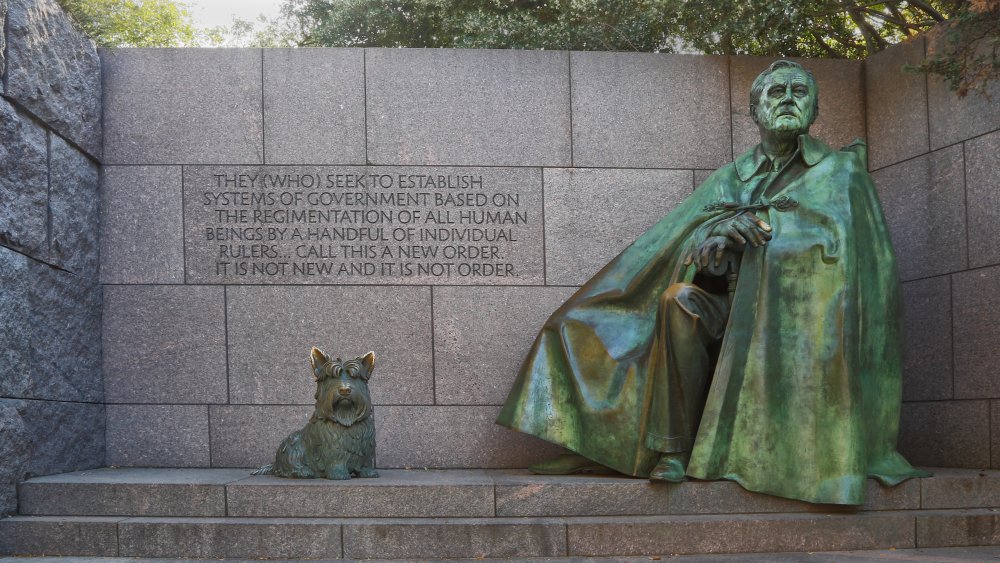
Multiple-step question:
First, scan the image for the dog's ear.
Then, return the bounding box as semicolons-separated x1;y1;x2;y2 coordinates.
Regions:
310;347;330;379
360;351;375;380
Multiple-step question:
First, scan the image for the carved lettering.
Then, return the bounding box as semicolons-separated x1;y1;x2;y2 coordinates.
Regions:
184;166;542;285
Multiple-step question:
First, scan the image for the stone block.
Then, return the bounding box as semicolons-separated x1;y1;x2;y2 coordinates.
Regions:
864;480;926;512
0;0;6;80
366;48;570;166
103;285;227;404
901;277;953;401
916;509;1000;547
48;135;99;279
375;406;563;469
899;400;990;468
27;272;102;403
694;169;716;189
209;405;312;468
0;516;121;557
995;401;1000;470
227;470;494;517
0;250;31;400
865;37;930;170
665;477;920;515
730;57;865;157
4;0;101;158
927;35;1000;150
18;468;247;517
182;165;544;285
0;400;30;516
952;267;1000;399
544;168;692;286
343;518;567;559
433;286;576;405
0;246;103;403
0;402;101;506
118;517;342;559
0;98;48;257
567;513;915;556
671;482;804;518
263;48;365;164
100;166;185;284
495;472;672;517
921;468;1000;509
965;130;1000;268
571;52;730;169
106;405;210;467
872;145;966;281
20;400;105;478
102;48;263;164
226;285;432;406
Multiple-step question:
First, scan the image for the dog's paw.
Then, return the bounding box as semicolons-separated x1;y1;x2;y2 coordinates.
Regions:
251;463;274;475
324;467;351;480
356;467;379;478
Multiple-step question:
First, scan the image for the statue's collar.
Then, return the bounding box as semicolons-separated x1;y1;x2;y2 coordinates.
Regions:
735;134;833;182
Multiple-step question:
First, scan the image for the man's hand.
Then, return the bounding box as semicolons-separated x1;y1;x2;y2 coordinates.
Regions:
685;235;733;270
714;212;772;247
684;213;773;271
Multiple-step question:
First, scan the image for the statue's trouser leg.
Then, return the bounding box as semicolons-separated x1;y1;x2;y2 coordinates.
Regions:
645;283;730;455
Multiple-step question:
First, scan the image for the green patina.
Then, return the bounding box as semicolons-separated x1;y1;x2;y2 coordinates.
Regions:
497;60;929;505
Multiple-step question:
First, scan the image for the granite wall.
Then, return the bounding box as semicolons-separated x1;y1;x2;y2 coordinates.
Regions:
0;0;104;514
96;42;999;473
99;48;883;470
867;37;1000;469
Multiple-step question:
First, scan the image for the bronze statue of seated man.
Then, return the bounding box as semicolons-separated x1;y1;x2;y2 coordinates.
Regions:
497;60;929;505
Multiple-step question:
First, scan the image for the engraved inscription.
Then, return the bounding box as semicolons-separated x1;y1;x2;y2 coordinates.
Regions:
183;166;544;285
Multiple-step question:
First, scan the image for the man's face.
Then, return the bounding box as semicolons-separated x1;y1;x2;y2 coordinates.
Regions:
753;68;817;136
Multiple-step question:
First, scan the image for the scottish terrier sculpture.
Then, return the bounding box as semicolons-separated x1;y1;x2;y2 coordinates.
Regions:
253;347;378;480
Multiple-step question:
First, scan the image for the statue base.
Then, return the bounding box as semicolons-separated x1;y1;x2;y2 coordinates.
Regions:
4;466;994;558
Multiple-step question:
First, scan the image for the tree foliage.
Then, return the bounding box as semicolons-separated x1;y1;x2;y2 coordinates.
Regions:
273;0;996;95
667;0;956;58
57;0;200;47
203;13;302;48
56;0;997;96
667;0;997;97
278;0;966;53
913;0;999;97
280;0;676;50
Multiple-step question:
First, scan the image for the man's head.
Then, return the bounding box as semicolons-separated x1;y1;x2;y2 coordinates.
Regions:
749;60;819;137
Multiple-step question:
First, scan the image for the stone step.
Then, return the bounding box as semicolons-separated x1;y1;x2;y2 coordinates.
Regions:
8;547;1000;562
18;466;999;518
10;467;1000;559
4;509;1000;559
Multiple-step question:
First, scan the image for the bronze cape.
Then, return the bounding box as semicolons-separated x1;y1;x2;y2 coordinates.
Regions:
497;135;927;505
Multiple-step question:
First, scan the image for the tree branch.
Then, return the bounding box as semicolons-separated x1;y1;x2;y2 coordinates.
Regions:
804;0;907;19
906;0;948;22
859;7;934;29
887;3;916;36
811;30;843;57
843;2;888;54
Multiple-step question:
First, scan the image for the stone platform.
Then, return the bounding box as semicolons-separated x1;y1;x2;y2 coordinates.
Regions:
3;468;1000;559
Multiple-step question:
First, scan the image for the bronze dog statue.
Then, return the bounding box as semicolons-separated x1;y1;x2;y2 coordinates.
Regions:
253;347;378;479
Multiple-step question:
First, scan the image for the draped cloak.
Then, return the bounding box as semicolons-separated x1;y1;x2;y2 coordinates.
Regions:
496;135;928;505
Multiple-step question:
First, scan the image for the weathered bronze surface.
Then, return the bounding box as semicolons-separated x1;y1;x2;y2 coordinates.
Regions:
497;60;929;505
254;348;378;480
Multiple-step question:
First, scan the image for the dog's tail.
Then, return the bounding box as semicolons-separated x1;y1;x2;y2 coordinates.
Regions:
251;463;275;475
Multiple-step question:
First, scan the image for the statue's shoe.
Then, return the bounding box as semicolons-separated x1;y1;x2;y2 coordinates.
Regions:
529;453;611;475
649;452;689;482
